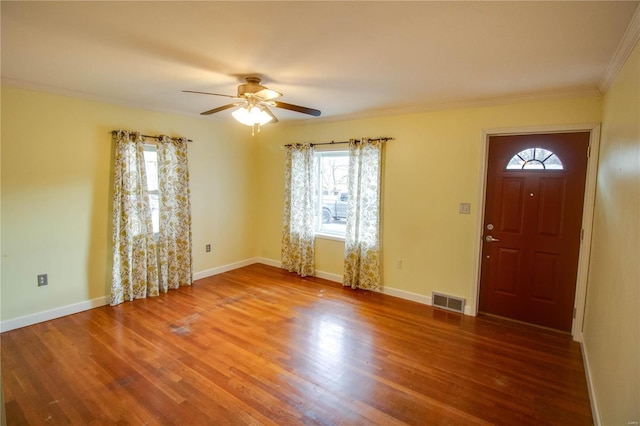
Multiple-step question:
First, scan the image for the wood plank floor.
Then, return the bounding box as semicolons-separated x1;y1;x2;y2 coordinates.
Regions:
1;263;593;425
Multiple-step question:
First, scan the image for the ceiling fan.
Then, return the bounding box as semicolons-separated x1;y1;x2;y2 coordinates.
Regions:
183;77;321;133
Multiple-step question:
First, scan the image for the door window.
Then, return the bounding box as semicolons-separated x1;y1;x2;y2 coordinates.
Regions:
506;147;564;170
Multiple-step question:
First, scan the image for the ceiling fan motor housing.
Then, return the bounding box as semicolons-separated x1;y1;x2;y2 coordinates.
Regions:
238;77;266;96
237;77;282;101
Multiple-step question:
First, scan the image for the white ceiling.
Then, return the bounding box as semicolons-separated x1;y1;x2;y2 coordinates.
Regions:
2;1;639;123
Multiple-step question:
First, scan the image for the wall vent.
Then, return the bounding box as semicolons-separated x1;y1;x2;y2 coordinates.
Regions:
432;292;465;314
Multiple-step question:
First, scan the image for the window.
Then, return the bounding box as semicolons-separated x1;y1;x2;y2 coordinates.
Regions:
506;147;564;170
314;150;349;237
143;145;160;233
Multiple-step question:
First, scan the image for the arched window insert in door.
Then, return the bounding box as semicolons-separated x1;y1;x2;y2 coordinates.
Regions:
506;147;564;170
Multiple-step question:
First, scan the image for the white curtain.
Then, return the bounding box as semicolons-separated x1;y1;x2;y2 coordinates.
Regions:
157;136;193;292
281;144;316;277
343;138;382;290
111;131;159;305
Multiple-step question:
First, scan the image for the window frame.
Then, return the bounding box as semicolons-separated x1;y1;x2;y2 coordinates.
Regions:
143;144;160;236
313;148;349;241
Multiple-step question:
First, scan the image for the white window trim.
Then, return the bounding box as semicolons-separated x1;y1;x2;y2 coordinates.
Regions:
313;148;349;239
315;232;346;242
143;144;160;237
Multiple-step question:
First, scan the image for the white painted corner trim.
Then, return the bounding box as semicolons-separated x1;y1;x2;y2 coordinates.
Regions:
599;6;640;94
580;341;601;426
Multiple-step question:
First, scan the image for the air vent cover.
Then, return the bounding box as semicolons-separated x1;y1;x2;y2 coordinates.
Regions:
432;292;465;314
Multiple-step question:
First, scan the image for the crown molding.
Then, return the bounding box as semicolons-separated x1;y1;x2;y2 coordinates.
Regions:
1;79;602;127
0;77;218;121
599;4;640;94
293;87;603;126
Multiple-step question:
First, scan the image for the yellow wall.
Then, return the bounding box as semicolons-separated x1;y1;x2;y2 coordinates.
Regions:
583;40;640;425
1;86;256;321
2;66;636;421
257;97;602;302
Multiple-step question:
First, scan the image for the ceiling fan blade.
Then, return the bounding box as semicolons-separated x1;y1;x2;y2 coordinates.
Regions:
264;107;279;124
274;101;321;117
201;103;237;115
183;90;238;99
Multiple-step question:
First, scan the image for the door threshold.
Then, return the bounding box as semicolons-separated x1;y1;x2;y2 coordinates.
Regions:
478;312;572;335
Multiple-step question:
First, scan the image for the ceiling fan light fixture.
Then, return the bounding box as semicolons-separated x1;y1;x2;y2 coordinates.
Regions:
232;105;273;126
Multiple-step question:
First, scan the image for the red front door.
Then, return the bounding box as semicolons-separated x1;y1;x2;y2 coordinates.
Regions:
479;132;589;331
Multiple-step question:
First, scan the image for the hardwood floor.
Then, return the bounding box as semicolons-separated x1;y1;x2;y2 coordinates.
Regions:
1;263;593;425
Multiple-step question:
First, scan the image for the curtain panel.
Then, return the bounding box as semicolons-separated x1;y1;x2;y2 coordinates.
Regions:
157;136;193;292
111;131;159;305
343;138;382;291
281;144;316;277
111;131;193;306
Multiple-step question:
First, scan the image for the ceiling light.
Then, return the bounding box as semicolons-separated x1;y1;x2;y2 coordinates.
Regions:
232;105;273;127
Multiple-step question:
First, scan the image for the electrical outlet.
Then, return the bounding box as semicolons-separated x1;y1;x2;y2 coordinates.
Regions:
205;244;211;253
37;274;48;287
396;259;403;270
459;203;471;214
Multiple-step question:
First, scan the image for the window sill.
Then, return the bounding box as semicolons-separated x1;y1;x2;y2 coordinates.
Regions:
314;232;345;242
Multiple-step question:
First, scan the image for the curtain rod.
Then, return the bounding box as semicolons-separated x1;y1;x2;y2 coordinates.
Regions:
110;130;193;143
284;137;393;148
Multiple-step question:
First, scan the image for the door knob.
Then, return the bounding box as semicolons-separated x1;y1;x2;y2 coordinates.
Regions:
485;235;500;242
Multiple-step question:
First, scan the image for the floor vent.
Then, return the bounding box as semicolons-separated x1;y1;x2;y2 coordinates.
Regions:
432;292;465;314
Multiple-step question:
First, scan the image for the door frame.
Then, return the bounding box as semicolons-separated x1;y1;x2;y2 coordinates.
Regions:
470;123;601;341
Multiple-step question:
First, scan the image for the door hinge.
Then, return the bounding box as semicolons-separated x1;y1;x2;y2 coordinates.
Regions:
587;145;591;158
580;229;585;241
573;308;577;319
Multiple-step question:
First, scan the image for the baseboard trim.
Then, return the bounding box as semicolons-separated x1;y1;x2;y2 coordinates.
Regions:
315;270;343;283
381;286;431;305
255;257;281;268
1;257;261;333
192;257;259;280
256;257;473;315
0;296;109;333
580;340;601;425
254;258;344;283
1;257;473;332
379;286;474;315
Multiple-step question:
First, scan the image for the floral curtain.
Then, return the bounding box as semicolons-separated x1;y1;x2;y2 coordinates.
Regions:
344;138;382;290
281;144;316;277
111;131;159;305
157;136;193;292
